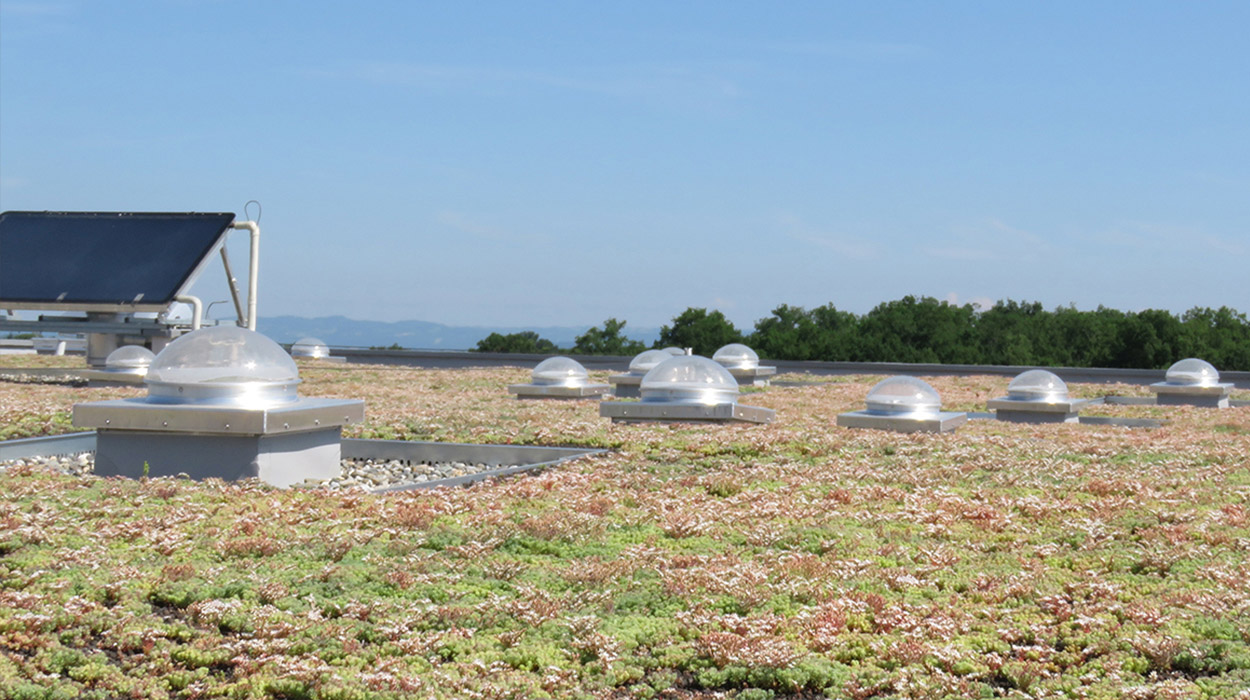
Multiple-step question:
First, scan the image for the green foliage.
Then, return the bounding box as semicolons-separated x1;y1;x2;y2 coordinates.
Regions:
741;298;1250;369
855;295;982;364
656;308;743;356
474;330;559;354
573;318;646;356
747;304;856;361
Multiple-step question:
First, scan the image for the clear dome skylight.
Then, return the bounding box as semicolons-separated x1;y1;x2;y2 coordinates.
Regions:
291;337;330;359
712;343;760;370
662;347;687;356
531;356;590;386
104;345;156;371
864;376;942;416
146;326;301;405
1165;358;1220;386
640;355;739;405
1006;369;1069;401
628;349;673;375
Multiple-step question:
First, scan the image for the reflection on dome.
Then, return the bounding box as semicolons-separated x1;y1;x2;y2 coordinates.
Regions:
1165;358;1219;387
291;337;331;359
1006;369;1069;402
640;356;739;405
662;347;687;356
865;376;942;416
713;343;760;370
146;326;301;406
628;349;672;375
532;356;590;386
105;345;156;372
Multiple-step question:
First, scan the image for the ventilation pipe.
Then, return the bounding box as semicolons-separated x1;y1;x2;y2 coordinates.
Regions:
231;220;260;330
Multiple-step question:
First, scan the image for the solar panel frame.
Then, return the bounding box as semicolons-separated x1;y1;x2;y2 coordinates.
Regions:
0;211;236;313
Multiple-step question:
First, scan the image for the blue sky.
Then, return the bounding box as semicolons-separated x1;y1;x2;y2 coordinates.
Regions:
2;1;1247;331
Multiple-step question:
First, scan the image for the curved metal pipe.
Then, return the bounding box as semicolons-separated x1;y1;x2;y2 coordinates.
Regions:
231;221;260;330
174;295;203;330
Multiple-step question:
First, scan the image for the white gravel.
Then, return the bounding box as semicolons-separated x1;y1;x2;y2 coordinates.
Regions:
0;453;511;490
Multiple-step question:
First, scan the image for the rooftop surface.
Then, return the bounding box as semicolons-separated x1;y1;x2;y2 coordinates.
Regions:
2;355;1249;698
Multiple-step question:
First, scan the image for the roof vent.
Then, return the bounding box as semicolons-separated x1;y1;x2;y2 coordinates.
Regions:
865;376;942;416
145;325;300;408
1006;369;1068;401
988;369;1088;423
838;376;966;433
82;344;156;387
600;355;774;423
641;355;740;405
713;343;759;370
1165;358;1219;387
105;345;155;373
72;325;364;487
291;337;330;359
609;349;675;398
532;356;591;386
630;349;674;375
1151;358;1232;407
712;343;776;386
508;356;610;399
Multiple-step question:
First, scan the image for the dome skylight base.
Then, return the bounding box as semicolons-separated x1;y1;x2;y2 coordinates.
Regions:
600;355;774;424
509;357;609;399
1150;358;1232;408
988;369;1090;422
712;344;776;386
838;375;965;433
1150;383;1232;408
72;326;365;487
508;382;612;399
836;410;967;433
600;400;774;424
986;400;1087;423
610;350;675;397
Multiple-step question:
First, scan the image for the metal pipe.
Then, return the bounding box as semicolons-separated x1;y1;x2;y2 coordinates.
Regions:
231;221;260;330
219;247;246;325
175;295;203;330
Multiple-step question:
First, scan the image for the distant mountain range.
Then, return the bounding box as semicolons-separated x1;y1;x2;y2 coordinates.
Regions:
258;315;660;351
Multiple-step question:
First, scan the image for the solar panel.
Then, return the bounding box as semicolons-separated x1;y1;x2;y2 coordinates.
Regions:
0;211;235;312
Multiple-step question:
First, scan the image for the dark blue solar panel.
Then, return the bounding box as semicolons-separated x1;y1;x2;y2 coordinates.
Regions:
0;211;235;308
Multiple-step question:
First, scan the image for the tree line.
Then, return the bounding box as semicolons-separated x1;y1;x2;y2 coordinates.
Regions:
474;296;1250;371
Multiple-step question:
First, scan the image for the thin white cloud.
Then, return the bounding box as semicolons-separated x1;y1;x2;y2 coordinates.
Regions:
760;39;929;61
1098;221;1245;257
778;213;878;259
926;217;1050;261
314;60;746;105
926;247;996;261
436;210;551;245
945;292;994;311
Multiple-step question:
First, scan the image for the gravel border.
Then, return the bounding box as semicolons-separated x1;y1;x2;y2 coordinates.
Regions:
0;453;513;491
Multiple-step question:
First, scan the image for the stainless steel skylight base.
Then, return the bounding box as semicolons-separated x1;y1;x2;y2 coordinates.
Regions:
91;428;345;487
728;366;777;386
73;397;364;487
836;411;967;433
599;401;774;424
507;383;611;400
1150;383;1232;408
986;397;1090;423
608;374;643;398
81;369;148;388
